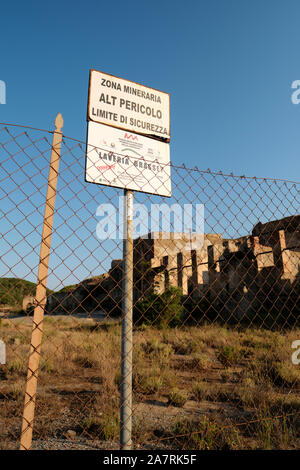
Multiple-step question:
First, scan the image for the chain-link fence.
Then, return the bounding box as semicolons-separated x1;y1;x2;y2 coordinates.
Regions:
0;122;299;450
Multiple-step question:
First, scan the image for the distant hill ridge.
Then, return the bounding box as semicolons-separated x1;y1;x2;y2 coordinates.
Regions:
0;277;53;307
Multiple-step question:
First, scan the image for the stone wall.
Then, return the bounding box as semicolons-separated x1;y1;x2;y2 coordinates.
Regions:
43;215;300;319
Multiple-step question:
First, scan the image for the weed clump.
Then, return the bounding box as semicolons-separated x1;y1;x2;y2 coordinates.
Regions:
167;388;188;407
217;345;240;367
173;416;243;450
81;413;119;441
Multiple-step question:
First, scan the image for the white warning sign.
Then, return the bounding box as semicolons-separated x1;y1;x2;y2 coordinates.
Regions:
87;70;170;141
86;121;171;197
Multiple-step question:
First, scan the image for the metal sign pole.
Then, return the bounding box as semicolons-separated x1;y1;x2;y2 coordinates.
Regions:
86;69;170;450
120;189;133;450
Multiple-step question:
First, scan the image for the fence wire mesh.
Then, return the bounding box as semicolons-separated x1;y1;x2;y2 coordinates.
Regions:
0;123;299;450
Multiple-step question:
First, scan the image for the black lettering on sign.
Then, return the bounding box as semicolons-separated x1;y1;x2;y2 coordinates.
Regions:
119;98;162;119
101;78;122;91
99;94;117;105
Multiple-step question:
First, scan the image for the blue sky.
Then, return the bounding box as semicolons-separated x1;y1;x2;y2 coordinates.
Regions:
1;0;300;180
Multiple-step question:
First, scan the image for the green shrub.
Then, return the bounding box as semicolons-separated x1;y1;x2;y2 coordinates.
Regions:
81;413;119;440
258;360;300;387
217;345;240;367
167;388;188;407
134;287;183;328
7;359;26;375
142;339;174;361
192;381;210;401
173;416;243;450
133;369;164;394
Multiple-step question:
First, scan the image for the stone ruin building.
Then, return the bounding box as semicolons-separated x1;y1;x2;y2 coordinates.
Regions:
45;215;300;322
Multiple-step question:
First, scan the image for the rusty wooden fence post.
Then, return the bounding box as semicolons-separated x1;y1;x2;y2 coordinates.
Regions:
20;114;63;450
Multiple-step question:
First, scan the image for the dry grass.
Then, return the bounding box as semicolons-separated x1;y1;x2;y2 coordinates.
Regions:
0;316;299;449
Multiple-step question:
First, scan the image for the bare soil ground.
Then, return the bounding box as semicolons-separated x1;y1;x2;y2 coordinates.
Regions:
0;316;299;450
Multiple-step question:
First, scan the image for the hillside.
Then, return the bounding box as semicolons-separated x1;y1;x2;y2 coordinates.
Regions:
0;278;53;307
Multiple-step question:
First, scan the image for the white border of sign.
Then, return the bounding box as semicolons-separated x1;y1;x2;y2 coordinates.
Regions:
87;69;170;142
